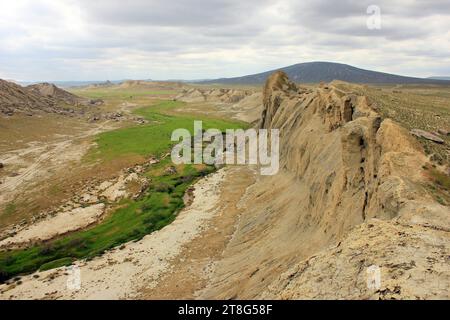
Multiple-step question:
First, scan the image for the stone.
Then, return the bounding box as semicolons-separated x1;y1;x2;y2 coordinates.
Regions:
410;129;444;144
164;166;178;175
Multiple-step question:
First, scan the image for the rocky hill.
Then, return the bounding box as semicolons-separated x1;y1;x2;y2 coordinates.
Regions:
199;62;450;85
0;79;57;116
119;80;184;90
0;79;101;116
27;83;102;106
175;88;254;103
200;72;450;299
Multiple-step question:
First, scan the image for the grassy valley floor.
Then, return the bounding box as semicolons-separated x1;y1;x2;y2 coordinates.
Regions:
0;98;245;282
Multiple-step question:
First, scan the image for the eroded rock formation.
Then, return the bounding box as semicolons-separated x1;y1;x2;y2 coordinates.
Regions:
0;79;101;116
175;88;254;104
200;71;449;299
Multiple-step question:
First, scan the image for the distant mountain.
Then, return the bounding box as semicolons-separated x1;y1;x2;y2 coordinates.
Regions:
427;76;450;81
18;80;126;88
198;62;450;85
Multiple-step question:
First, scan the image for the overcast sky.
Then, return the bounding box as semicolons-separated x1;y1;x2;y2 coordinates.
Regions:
1;0;449;81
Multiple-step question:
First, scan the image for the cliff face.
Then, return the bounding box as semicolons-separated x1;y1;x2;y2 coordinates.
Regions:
200;72;449;299
259;71;446;231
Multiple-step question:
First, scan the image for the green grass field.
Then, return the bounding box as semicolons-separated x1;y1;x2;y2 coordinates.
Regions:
89;101;244;161
0;99;244;282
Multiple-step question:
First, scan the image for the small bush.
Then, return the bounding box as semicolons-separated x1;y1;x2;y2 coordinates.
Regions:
140;203;152;212
2;255;16;266
67;238;88;251
39;257;73;271
430;168;450;189
39;244;56;256
0;269;9;283
153;182;174;193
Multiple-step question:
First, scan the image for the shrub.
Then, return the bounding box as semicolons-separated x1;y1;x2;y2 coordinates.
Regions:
153;182;174;193
0;269;9;283
39;244;56;256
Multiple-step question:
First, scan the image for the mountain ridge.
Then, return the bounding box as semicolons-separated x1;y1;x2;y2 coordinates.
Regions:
428;76;450;81
197;62;450;85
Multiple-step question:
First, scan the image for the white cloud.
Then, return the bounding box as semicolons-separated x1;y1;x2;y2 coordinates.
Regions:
0;0;449;81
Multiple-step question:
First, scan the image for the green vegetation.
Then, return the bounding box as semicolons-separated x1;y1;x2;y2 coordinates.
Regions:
39;257;74;271
0;160;212;281
88;100;244;161
430;168;450;190
425;166;450;206
0;99;243;282
2;203;17;217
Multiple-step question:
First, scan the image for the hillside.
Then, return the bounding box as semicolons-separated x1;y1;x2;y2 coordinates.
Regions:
0;79;102;116
199;62;450;85
27;83;102;106
0;79;57;116
428;76;450;81
119;80;184;90
174;88;254;103
198;72;450;299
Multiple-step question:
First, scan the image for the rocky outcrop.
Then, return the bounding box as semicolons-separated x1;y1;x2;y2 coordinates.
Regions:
259;71;443;224
410;129;445;144
175;87;263;123
119;80;183;90
200;72;450;299
27;83;103;107
262;218;450;299
0;79;100;116
175;88;254;104
0;79;56;115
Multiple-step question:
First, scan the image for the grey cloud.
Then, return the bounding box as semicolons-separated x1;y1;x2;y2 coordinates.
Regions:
287;0;450;40
0;0;449;81
80;0;271;27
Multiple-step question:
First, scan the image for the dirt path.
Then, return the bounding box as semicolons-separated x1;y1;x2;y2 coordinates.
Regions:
0;167;255;300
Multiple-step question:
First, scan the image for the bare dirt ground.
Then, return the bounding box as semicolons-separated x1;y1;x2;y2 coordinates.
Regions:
0;115;120;230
